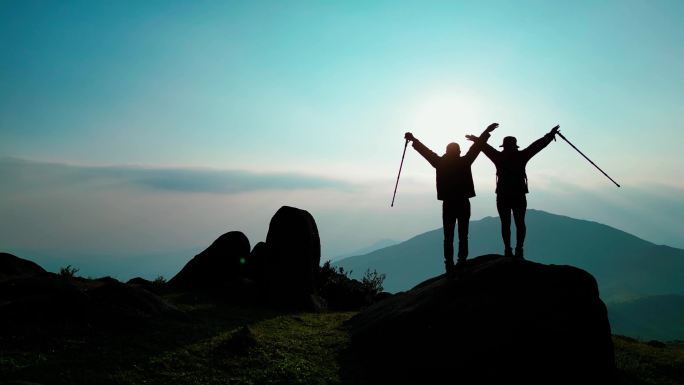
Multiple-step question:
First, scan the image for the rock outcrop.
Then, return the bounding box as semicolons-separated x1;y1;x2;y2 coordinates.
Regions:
0;255;182;335
347;254;615;385
263;206;321;308
169;231;251;289
165;206;323;309
248;241;267;285
0;252;46;280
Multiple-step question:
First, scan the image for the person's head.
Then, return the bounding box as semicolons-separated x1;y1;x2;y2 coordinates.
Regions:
499;136;519;152
446;142;461;156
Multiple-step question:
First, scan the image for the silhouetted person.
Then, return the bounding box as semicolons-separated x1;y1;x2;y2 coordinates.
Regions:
467;125;559;259
405;123;498;274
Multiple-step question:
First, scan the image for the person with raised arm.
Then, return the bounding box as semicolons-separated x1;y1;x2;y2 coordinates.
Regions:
404;123;498;274
466;125;559;259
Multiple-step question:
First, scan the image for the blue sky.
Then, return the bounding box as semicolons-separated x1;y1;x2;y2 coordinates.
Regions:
1;1;683;278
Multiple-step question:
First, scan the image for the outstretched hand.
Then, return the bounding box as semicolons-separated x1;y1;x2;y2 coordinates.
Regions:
549;125;560;135
465;134;478;142
485;123;499;133
404;132;415;142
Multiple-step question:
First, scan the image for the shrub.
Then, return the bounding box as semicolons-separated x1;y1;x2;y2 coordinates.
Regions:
317;261;386;310
59;265;79;278
361;269;386;296
152;275;167;285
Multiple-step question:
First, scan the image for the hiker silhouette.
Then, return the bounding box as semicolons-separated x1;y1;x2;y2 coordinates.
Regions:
467;125;559;258
405;123;498;274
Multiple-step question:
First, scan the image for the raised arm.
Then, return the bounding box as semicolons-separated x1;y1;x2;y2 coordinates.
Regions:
466;137;500;163
466;123;499;163
405;132;440;168
481;142;499;162
464;123;499;164
522;125;559;161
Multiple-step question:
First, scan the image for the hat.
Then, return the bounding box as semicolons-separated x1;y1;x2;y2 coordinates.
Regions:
500;136;519;148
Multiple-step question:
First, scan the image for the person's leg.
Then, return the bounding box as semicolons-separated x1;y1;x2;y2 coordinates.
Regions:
456;198;471;264
442;200;456;272
496;195;513;256
512;195;528;258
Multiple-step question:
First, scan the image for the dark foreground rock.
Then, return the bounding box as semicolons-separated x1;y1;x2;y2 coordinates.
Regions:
165;206;324;309
0;252;46;280
0;255;182;335
169;231;251;290
248;241;267;284
264;206;322;308
347;254;616;385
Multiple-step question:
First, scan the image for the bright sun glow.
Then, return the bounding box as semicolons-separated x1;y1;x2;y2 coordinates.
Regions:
408;91;486;151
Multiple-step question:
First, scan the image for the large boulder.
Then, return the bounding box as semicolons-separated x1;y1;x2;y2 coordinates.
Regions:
248;242;267;285
264;206;321;307
169;231;251;289
347;255;616;385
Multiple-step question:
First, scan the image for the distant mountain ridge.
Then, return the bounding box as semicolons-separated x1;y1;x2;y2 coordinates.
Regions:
335;209;684;302
331;239;398;261
336;209;684;340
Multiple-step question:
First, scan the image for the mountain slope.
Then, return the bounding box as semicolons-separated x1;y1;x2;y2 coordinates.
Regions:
335;209;684;302
609;295;684;342
331;239;398;261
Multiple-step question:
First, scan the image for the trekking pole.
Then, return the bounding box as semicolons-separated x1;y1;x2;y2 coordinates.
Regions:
556;131;620;187
391;138;410;207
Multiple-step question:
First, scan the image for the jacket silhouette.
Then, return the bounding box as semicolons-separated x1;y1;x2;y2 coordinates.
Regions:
405;123;497;273
469;125;559;258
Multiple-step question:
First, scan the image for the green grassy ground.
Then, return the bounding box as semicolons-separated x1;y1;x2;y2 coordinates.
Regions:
0;292;364;385
614;336;684;385
2;292;683;385
118;311;361;385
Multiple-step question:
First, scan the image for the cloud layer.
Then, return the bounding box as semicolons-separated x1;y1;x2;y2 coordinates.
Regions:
0;157;353;194
2;156;683;282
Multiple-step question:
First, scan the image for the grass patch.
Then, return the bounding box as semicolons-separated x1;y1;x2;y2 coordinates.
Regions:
1;292;361;385
614;335;684;385
4;294;684;385
123;312;358;385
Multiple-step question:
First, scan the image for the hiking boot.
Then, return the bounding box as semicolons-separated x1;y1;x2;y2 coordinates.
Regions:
504;247;514;258
514;246;524;259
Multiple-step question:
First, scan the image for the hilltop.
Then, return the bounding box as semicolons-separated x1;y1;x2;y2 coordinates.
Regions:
336;210;684;300
335;210;684;341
